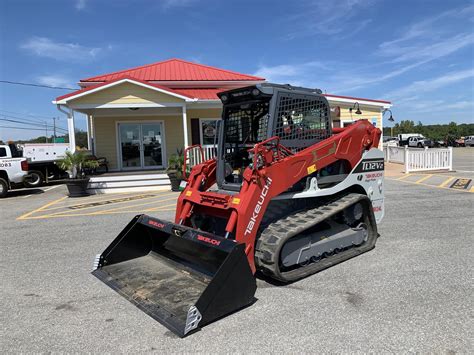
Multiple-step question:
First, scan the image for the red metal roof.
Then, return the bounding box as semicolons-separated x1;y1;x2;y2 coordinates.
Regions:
55;76;193;102
80;58;264;83
173;88;225;100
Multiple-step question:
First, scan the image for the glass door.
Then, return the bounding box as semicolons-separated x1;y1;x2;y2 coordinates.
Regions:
142;123;164;168
119;122;165;170
119;123;141;169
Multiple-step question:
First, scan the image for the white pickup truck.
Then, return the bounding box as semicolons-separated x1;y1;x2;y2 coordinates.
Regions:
0;145;29;197
0;143;70;187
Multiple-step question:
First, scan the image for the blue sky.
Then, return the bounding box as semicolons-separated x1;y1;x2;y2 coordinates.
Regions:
1;0;473;140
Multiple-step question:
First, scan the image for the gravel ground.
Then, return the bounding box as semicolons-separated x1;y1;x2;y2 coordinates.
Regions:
1;177;472;353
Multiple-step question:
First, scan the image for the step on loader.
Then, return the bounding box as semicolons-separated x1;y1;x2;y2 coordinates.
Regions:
92;83;385;337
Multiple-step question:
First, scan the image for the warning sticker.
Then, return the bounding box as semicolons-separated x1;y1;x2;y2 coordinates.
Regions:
450;178;472;190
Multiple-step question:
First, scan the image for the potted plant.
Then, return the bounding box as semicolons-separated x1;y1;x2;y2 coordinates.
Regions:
57;151;99;197
167;150;184;192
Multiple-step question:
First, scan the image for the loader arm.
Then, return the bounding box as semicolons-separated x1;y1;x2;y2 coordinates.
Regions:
176;119;381;272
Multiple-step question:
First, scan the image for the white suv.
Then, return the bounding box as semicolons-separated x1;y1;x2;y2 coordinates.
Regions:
464;136;474;147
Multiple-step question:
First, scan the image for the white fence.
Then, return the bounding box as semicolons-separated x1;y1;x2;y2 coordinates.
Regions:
186;145;218;169
203;145;217;161
384;146;453;173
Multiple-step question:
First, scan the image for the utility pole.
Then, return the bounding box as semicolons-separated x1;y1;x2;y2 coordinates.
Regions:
45;123;48;143
53;117;57;142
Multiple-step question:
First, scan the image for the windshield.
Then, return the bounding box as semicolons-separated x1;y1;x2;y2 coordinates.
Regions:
223;100;270;145
220;99;270;185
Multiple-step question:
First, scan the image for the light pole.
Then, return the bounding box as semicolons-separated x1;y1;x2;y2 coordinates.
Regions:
383;109;395;137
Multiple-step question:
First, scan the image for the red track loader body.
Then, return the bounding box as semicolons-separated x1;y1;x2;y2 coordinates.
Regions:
92;83;384;337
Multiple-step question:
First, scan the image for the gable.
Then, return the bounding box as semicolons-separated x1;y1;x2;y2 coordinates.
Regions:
68;81;186;107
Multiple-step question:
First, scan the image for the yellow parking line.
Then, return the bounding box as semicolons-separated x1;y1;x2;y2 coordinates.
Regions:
397;174;412;180
41;191;171;212
17;196;67;220
21;208;176;220
387;176;473;193
415;174;433;184
40;193;176;216
90;196;178;215
439;177;456;188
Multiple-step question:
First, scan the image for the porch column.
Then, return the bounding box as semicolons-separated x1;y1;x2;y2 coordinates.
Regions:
182;105;189;148
90;115;96;155
86;114;92;151
68;109;76;153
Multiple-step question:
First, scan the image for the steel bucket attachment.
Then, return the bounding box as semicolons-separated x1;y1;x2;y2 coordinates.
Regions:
92;215;257;337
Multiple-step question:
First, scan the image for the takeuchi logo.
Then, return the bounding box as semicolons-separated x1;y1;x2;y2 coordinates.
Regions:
245;177;273;236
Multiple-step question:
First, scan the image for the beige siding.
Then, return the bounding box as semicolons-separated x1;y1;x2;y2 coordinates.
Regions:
94;115;184;170
186;108;222;143
92;103;383;171
330;102;383;128
72;82;185;106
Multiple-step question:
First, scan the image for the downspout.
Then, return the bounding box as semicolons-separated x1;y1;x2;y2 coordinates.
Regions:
56;104;76;153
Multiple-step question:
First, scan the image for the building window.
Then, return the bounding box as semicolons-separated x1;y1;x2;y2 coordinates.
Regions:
200;119;219;145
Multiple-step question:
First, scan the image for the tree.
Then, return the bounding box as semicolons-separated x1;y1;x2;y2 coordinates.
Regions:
398;120;416;133
63;130;88;149
447;122;458;136
383;122;473;140
13;129;90;149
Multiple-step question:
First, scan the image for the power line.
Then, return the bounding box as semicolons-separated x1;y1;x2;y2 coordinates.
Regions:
0;113;48;124
0;80;76;90
0;118;68;132
0;125;53;131
0;114;47;125
0;109;57;120
0;113;69;131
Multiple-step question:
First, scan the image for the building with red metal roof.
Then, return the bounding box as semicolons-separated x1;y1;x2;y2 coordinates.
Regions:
53;58;391;173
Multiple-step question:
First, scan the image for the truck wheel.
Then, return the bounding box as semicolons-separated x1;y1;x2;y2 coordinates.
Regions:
0;178;8;198
24;171;44;188
417;143;423;148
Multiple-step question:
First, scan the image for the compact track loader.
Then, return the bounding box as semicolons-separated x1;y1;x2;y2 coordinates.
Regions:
92;83;385;337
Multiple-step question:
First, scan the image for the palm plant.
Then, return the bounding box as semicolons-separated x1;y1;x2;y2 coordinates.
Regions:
167;149;185;179
57;151;99;179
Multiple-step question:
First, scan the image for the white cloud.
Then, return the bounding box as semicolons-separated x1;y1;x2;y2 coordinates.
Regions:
161;0;197;9
253;61;333;87
20;37;103;62
75;0;86;11
397;99;474;114
285;0;374;39
380;33;474;64
386;69;474;100
378;5;474;63
442;101;474;110
253;59;428;93
36;75;73;88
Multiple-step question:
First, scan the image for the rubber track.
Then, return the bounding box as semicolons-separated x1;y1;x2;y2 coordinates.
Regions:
255;193;378;283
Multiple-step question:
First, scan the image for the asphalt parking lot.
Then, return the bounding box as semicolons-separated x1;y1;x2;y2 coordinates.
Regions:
1;152;473;353
452;147;474;175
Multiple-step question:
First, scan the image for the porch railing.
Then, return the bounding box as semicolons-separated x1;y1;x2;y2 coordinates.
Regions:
185;145;218;172
384;145;453;173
